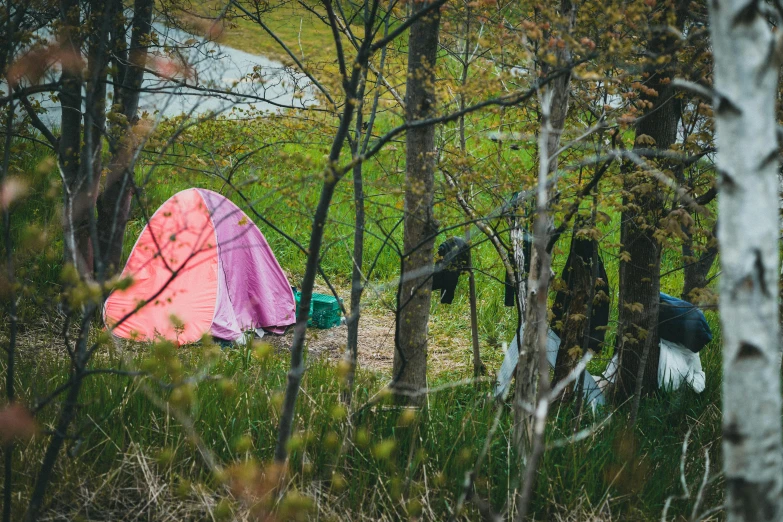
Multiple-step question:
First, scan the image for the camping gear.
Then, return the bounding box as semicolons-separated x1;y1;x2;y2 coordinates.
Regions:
432;234;483;376
658;292;713;353
494;328;605;408
432;237;470;304
293;288;314;325
551;235;610;353
603;339;706;393
494;328;707;405
293;289;342;329
312;293;342;329
103;188;296;344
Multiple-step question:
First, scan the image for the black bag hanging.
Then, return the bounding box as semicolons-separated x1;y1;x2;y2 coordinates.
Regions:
432;237;470;304
550;236;610;353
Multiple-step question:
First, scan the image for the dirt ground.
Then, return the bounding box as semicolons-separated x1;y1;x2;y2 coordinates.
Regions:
264;306;480;378
264;308;395;373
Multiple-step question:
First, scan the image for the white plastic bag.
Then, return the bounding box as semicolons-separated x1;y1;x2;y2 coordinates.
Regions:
494;329;707;408
658;339;705;393
603;340;705;393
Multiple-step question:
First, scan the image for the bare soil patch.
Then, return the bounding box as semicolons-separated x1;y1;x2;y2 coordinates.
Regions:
264;305;481;378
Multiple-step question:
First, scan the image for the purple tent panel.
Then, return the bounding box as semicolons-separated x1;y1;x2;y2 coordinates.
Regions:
199;189;296;338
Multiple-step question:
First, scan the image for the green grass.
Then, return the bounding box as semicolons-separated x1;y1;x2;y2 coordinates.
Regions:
183;1;345;65
2;327;724;520
1;46;725;519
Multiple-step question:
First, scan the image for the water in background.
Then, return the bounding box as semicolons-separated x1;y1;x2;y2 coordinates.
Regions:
13;18;315;127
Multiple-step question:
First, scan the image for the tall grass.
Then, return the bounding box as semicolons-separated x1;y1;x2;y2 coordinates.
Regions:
2;322;724;520
2;93;724;519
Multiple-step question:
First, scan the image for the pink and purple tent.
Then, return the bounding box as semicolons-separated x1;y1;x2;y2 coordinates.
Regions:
103;188;296;344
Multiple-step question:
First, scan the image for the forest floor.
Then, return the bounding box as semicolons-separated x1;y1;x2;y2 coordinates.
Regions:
264;306;397;374
264;286;479;377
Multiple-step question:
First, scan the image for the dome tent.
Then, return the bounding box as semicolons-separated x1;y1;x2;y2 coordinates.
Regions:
103;188;296;344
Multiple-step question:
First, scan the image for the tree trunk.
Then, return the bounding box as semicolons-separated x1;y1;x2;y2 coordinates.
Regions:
613;9;685;411
709;0;783;519
96;0;154;277
1;97;17;522
614;207;661;407
58;0;116;278
81;0;111;276
512;3;574;447
58;0;86;275
513;16;576;506
467;237;483;379
681;225;717;303
392;3;441;404
343;71;369;405
342;5;393;404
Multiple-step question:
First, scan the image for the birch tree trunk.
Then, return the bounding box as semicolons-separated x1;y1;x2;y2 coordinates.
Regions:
392;3;441;404
512;0;574;450
709;1;783;519
779;171;783;369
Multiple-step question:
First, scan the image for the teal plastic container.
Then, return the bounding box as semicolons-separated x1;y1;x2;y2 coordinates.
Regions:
293;290;342;329
311;292;342;329
293;290;314;326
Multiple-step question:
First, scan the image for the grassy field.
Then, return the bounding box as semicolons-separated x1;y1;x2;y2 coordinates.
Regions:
4;319;723;520
2;118;724;520
182;1;348;64
0;4;727;519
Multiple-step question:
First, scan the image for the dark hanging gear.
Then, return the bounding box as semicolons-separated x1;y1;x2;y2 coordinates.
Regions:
432;237;470;304
504;271;517;307
550;235;610;353
658;292;713;353
503;231;532;307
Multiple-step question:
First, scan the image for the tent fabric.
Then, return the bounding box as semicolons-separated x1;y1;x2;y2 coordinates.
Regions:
199;189;295;336
103;188;295;344
658;292;713;353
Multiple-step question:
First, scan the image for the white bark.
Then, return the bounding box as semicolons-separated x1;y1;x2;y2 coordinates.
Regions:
511;224;527;321
778;171;783;370
513;0;575;448
709;1;783;519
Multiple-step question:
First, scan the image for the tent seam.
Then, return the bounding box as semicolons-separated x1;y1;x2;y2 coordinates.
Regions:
197;189;231;339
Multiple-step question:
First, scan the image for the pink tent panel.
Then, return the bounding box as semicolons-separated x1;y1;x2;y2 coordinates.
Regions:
103;188;295;344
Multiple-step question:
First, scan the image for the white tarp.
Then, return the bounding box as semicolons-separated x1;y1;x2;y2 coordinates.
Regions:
494;326;705;406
